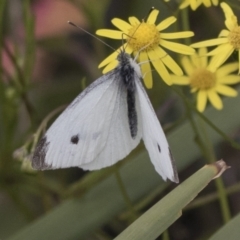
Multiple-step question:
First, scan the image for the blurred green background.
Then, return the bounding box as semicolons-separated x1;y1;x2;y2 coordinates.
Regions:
1;0;240;239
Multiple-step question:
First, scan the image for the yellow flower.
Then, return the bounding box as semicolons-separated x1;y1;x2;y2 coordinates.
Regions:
96;9;195;88
172;48;240;112
179;0;218;11
191;2;240;73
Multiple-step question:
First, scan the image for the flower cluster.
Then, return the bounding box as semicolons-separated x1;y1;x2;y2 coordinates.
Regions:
96;2;240;112
191;2;240;72
96;9;194;88
171;48;239;112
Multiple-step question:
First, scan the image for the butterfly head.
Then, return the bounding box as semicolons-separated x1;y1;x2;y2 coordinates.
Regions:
117;51;142;79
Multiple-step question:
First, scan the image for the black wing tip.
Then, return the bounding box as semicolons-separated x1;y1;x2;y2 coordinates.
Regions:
168;147;179;184
32;136;52;170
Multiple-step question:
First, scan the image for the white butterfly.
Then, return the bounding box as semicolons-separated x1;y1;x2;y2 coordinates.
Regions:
32;51;179;183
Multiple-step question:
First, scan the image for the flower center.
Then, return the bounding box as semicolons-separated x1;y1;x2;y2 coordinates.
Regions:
127;22;160;51
228;26;240;49
190;68;216;89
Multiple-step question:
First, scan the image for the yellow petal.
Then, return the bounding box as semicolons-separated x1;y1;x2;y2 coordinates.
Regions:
153;46;166;58
215;85;237;97
206;43;232;56
98;51;119;68
142;63;153;89
111;18;132;32
98;44;128;68
124;43;134;55
156;16;176;31
212;0;218;5
207;89;223;110
96;29;125;39
218;75;240;84
139;51;153;88
191;38;229;48
219;29;230;37
161;31;194;39
190;0;201;10
216;62;238;77
198;48;208;68
190;52;202;68
160;39;195;55
179;0;200;11
128;17;140;25
191;87;197;93
147;9;159;24
163;55;183;75
220;2;238;31
148;50;172;85
181;56;195;76
208;45;234;71
197;90;207;112
179;0;190;10
171;75;190;85
153;47;183;75
221;2;234;17
202;0;211;7
102;60;118;74
225;15;238;31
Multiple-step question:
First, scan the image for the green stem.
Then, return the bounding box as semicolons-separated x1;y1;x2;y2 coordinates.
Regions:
186;182;240;210
23;0;35;85
174;85;231;223
181;8;191;45
114;166;138;221
162;230;170;240
0;0;7;78
198;118;231;223
3;41;35;124
176;88;210;160
215;178;231;222
172;86;240;150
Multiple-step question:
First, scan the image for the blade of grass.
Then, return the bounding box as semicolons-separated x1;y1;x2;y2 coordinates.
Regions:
209;212;240;240
114;160;229;240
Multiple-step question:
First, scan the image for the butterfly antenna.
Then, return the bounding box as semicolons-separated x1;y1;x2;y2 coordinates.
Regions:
147;6;155;18
68;21;116;51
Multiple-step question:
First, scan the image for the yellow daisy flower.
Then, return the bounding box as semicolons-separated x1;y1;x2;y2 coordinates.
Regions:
179;0;218;11
191;2;240;73
172;48;240;112
96;9;195;88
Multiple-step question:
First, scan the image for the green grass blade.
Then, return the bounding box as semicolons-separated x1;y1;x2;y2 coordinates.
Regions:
114;161;228;240
209;212;240;240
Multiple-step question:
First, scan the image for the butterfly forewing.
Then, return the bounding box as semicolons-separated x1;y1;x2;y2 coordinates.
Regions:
33;70;142;170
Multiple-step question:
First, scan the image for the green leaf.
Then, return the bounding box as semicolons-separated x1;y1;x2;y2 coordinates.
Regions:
209;212;240;240
114;160;228;240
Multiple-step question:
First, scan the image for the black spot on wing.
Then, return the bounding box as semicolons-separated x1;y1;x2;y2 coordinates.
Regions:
71;134;79;144
169;147;179;183
157;144;161;152
32;136;51;170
